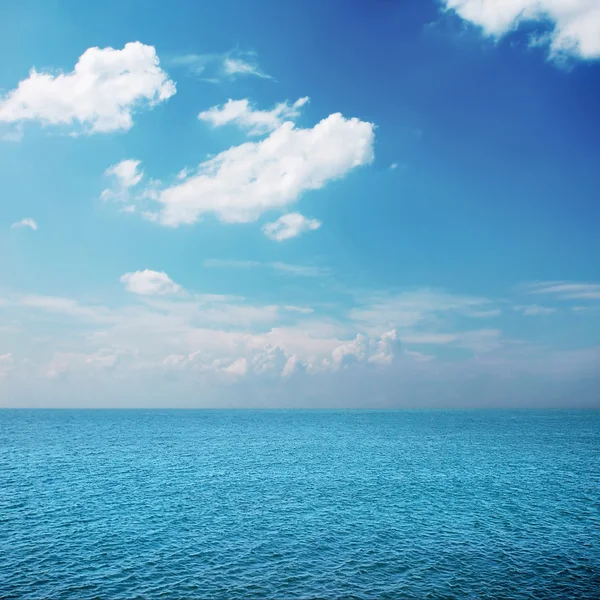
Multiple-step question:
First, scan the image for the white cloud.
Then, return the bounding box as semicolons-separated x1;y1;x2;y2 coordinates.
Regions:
469;309;502;318
101;159;144;202
223;56;272;79
202;258;327;277
572;305;600;313
442;0;600;61
46;350;122;379
389;162;398;170
4;277;600;407
5;276;600;408
404;349;435;362
284;306;314;314
169;49;272;82
106;159;143;188
0;42;175;134
525;281;600;300
202;258;261;269
224;357;248;376
402;329;502;353
143;112;374;226
401;333;459;344
332;330;401;369
199;97;309;135
349;289;493;334
347;291;505;355
120;270;182;296
11;218;38;230
271;262;327;277
169;53;214;76
262;212;322;241
17;295;112;322
1;129;23;142
514;304;556;316
282;354;301;377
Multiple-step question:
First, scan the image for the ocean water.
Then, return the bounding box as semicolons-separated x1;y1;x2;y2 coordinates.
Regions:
1;410;599;599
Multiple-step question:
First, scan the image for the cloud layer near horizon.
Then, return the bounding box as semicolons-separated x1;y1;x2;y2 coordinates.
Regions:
2;274;599;407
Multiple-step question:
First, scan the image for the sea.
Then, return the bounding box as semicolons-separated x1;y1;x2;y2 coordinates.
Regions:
1;409;599;599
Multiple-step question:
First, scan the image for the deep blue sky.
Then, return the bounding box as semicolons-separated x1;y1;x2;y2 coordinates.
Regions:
1;0;599;407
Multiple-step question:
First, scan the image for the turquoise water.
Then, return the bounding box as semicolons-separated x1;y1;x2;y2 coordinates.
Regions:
1;410;599;599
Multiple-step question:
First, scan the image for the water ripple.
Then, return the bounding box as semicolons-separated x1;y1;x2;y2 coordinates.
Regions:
1;409;599;599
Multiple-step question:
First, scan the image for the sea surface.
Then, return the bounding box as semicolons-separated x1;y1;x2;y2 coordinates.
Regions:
1;410;599;599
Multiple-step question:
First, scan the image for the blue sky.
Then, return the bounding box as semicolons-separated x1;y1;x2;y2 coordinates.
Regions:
1;0;599;407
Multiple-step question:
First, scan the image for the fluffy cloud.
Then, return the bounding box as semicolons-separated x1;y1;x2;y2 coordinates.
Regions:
105;159;143;188
143;112;374;226
0;42;175;134
158;329;403;379
224;357;248;376
100;159;144;205
262;212;322;241
442;0;600;61
120;270;183;296
5;278;600;408
10;218;38;230
332;330;401;369
199;97;309;135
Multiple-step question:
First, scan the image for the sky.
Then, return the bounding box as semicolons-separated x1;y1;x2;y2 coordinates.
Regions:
1;0;599;408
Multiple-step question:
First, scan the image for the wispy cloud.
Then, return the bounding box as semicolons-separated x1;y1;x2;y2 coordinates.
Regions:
349;289;494;333
168;53;216;76
270;262;326;277
514;304;557;316
169;48;273;82
10;218;38;230
525;281;600;301
203;259;261;269
10;294;112;322
401;329;502;353
284;306;314;314
203;258;328;277
572;305;600;313
223;56;272;80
